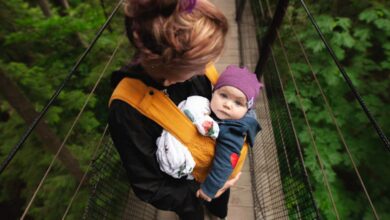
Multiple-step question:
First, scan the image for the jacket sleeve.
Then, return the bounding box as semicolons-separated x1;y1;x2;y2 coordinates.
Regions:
200;123;246;198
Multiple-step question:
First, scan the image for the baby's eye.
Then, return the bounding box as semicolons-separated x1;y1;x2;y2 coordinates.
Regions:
235;101;244;106
219;93;228;98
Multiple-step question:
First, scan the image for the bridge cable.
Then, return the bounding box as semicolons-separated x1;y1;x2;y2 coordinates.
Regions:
299;0;389;151
0;0;124;175
20;33;125;219
284;10;380;219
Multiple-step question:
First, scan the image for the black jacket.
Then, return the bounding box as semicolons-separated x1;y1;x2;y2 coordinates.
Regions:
108;65;212;211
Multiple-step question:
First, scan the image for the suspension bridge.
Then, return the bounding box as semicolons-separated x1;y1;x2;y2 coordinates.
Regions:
0;0;388;219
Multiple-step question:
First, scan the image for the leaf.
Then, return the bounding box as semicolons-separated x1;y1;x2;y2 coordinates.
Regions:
335;17;351;31
374;18;390;32
359;8;378;22
306;39;325;53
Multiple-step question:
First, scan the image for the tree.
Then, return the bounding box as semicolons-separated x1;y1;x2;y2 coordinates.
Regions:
0;69;84;181
37;0;51;17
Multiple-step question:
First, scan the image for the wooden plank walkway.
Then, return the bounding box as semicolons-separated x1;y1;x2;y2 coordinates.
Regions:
237;0;289;218
209;1;256;218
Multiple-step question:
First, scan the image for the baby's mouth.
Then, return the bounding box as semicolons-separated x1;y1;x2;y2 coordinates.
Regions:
218;110;230;117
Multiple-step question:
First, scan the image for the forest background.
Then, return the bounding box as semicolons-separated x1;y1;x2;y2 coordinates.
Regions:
0;0;388;219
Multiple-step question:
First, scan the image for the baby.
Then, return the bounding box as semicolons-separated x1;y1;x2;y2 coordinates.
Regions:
156;65;262;199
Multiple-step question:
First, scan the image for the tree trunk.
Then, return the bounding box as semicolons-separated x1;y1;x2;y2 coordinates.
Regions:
37;0;52;17
50;0;89;48
0;69;84;182
58;0;70;9
50;0;69;16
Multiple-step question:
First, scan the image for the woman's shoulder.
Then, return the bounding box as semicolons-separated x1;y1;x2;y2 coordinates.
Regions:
109;99;140;123
189;75;213;98
111;64;136;86
166;75;212;104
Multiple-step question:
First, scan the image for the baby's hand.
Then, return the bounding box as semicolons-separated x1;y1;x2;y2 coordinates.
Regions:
196;189;212;202
195;115;219;139
196;172;242;202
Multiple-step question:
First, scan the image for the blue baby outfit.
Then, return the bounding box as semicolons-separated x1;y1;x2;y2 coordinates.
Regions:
201;113;261;198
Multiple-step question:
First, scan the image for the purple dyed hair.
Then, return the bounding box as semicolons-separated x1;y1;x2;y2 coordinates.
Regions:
180;0;196;12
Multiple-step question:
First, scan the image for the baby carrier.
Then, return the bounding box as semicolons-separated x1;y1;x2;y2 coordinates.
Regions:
109;65;249;182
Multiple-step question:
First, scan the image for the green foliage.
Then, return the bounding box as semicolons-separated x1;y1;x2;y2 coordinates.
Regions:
0;0;129;219
272;0;390;219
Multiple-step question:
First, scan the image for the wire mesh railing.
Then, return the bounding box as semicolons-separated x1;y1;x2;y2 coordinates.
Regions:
237;0;320;219
83;136;157;220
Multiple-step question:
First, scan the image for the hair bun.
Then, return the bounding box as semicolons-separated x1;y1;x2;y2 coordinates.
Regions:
125;0;178;18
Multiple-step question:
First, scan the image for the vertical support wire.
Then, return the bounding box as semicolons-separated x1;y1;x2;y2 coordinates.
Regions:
236;0;247;67
255;0;289;78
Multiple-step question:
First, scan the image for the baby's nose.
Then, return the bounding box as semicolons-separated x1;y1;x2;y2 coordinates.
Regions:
223;100;232;108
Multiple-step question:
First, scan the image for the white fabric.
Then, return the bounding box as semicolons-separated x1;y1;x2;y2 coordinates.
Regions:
156;96;220;179
156;130;195;179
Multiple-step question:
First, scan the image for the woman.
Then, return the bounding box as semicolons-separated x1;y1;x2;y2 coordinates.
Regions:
108;0;238;219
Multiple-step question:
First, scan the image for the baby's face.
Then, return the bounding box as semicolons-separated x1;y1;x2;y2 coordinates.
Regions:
210;86;248;120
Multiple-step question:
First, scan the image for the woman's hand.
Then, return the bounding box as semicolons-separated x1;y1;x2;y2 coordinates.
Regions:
196;189;212;202
214;172;241;198
196;172;242;201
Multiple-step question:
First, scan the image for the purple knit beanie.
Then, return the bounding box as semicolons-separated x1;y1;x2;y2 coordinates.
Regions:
214;65;262;109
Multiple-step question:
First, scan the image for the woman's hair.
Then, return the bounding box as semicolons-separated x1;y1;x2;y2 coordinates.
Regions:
124;0;228;75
